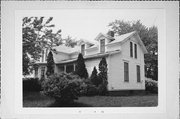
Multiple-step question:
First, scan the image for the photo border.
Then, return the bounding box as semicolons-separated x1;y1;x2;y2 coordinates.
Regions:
1;1;179;119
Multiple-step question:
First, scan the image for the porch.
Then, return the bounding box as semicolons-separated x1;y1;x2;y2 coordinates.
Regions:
55;63;76;74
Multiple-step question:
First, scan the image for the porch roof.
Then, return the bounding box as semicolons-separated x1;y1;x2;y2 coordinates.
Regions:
36;49;121;65
56;50;121;65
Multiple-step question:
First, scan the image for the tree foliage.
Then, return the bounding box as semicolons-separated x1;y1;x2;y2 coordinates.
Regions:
109;20;158;80
75;53;88;79
63;36;77;48
22;17;62;75
46;51;54;77
42;73;82;103
98;57;108;95
90;67;100;87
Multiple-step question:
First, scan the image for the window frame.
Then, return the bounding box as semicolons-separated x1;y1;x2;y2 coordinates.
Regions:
130;41;133;57
81;44;85;55
34;67;38;77
41;50;44;62
41;66;45;79
134;43;137;59
124;62;129;82
136;65;141;82
100;39;105;53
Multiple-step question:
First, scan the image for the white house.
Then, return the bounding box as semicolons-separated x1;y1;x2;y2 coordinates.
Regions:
35;31;148;91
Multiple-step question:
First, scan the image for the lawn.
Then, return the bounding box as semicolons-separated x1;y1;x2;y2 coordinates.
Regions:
23;91;158;107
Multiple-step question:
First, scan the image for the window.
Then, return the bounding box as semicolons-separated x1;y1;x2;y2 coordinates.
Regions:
124;62;129;82
130;42;133;57
45;49;48;61
41;50;44;62
58;65;64;72
66;64;74;73
35;67;38;77
134;44;137;58
41;67;45;79
137;65;141;82
100;39;105;53
81;44;85;55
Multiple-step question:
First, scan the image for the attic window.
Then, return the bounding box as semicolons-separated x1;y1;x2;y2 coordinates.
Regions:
81;44;85;55
100;39;105;53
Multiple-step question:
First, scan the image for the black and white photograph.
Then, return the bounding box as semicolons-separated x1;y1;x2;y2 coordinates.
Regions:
1;1;179;119
22;9;159;107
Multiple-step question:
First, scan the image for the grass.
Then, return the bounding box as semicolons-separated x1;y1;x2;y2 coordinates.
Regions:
23;91;158;107
23;91;55;107
75;95;157;107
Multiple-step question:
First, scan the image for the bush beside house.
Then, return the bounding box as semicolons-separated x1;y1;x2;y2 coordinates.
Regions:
42;73;82;103
40;56;109;104
23;78;42;92
75;53;88;79
98;57;108;95
145;78;158;93
82;57;108;96
90;67;101;87
46;51;55;77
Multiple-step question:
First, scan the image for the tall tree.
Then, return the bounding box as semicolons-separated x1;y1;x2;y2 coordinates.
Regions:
63;36;77;48
109;20;158;80
75;53;88;79
46;51;54;77
22;17;62;76
98;57;108;95
90;67;100;87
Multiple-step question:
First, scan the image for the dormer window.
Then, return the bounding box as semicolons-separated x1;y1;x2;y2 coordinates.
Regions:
100;39;105;53
81;44;85;55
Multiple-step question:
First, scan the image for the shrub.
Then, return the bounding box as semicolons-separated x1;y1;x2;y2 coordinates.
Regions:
86;84;99;96
90;67;101;87
145;78;158;93
98;57;108;95
42;73;82;103
79;78;99;96
23;78;42;92
75;53;88;79
97;81;108;95
46;51;54;77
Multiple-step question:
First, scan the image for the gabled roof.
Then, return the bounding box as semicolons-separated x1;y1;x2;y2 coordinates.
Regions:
106;31;148;54
108;31;136;44
56;49;121;64
53;45;80;54
94;33;114;41
77;39;98;45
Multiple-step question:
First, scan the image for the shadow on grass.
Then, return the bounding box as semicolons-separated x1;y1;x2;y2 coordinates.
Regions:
48;100;93;107
107;90;158;97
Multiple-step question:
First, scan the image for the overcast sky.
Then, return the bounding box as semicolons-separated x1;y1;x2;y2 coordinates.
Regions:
50;9;162;41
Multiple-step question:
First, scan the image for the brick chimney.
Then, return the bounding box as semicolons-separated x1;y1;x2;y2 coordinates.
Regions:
107;31;114;37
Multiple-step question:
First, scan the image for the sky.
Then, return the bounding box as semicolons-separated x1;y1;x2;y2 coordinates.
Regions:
49;9;162;41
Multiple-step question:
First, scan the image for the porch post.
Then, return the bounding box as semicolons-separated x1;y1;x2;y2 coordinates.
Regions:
64;65;66;73
73;63;76;72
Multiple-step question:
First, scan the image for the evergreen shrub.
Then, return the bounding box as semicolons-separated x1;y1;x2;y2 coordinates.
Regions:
42;73;82;103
